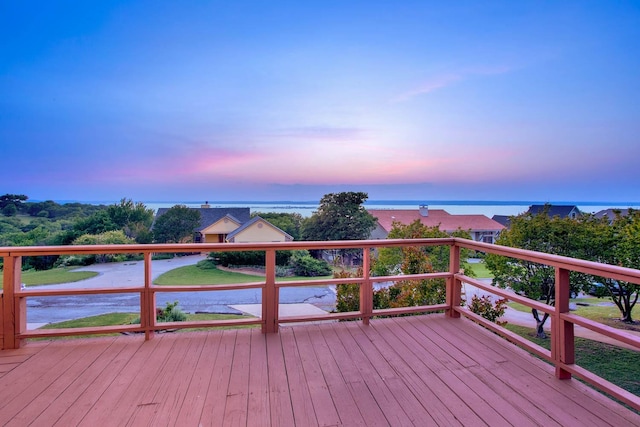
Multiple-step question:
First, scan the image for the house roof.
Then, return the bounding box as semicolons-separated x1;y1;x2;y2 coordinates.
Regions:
226;216;293;241
594;208;629;219
368;209;505;233
526;204;581;218
491;215;512;228
155;207;251;232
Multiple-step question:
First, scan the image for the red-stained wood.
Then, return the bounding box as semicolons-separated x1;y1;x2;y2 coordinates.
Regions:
264;332;295;426
278;327;321;426
222;328;251;426
199;329;237;426
0;316;637;426
246;329;270;427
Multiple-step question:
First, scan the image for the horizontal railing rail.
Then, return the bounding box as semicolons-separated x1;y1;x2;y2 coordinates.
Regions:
1;238;639;410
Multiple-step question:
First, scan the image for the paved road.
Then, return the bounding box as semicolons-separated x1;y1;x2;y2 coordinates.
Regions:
27;255;336;324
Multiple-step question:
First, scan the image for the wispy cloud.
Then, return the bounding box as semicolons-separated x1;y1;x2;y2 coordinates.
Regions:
272;126;368;141
392;65;515;103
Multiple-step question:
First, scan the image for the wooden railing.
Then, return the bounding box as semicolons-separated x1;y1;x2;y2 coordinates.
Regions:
1;238;639;410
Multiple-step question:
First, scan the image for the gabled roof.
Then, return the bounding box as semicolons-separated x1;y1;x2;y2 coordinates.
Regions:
492;215;512;228
226;216;293;241
368;209;505;233
594;208;629;219
155;207;251;232
526;205;581;218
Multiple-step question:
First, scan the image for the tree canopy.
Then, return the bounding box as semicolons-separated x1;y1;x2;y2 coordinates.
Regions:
153;205;201;243
486;207;640;335
301;192;376;241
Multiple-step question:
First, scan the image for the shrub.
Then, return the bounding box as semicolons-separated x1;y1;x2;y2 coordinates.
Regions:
132;300;187;324
469;295;507;325
209;250;292;267
334;268;447;313
289;251;332;277
156;300;187;322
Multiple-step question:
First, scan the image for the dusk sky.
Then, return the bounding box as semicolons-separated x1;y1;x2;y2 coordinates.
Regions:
2;1;639;203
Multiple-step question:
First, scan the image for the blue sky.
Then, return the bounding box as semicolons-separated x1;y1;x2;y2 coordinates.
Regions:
1;1;639;203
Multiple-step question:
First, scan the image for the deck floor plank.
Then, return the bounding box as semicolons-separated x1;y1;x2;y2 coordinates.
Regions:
332;322;415;427
372;318;488;426
199;329;237;426
0;339;101;424
265;332;295;426
222;328;252;427
440;316;640;426
0;315;637;426
317;323;390;427
145;332;208;426
8;338;117;427
247;328;271;427
306;326;368;427
172;331;223;426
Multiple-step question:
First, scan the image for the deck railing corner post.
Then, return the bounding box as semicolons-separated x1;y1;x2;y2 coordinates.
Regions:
262;249;278;333
554;267;574;380
447;243;461;318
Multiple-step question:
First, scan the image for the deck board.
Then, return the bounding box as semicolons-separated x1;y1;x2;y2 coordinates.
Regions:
0;315;637;426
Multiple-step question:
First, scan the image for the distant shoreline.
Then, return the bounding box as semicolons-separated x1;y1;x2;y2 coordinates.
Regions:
42;199;640;207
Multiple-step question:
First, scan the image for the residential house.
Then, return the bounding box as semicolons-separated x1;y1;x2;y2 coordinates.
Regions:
526;204;582;219
155;204;292;243
491;215;512;229
594;208;630;224
368;205;505;243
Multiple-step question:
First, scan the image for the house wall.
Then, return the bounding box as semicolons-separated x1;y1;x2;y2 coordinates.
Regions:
202;218;240;234
229;222;290;243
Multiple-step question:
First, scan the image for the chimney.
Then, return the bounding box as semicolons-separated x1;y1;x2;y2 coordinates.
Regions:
201;201;211;208
419;205;429;217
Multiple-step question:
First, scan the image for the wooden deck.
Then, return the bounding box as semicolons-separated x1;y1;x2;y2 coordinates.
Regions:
0;315;637;426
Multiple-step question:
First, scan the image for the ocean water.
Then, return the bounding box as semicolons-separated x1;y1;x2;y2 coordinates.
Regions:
140;200;640;218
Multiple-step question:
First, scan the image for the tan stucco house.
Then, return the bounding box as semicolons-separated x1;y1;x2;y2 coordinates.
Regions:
155;205;292;243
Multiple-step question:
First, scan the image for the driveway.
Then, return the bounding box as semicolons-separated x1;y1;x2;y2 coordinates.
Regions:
26;255;336;325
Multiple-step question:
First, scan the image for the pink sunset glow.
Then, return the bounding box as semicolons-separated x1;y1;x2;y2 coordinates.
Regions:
1;1;639;203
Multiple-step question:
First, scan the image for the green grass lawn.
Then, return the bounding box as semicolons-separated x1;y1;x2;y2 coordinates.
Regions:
0;267;98;287
154;264;331;285
39;312;257;334
505;324;640;397
465;261;493;278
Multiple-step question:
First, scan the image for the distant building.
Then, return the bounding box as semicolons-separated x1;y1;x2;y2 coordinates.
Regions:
491;215;512;229
526;204;582;219
368;205;505;243
154;206;292;243
594;208;630;224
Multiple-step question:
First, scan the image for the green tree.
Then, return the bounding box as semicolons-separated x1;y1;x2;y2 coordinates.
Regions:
583;210;640;322
301;192;376;266
107;198;155;242
373;219;474;276
0;194;28;212
153;205;201;243
485;209;592;338
301;192;376;241
2;203;17;217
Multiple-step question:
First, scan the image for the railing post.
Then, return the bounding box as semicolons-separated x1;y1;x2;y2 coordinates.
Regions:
447;243;461;318
554;267;574;379
360;248;373;325
142;252;155;341
262;249;278;333
2;255;25;349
